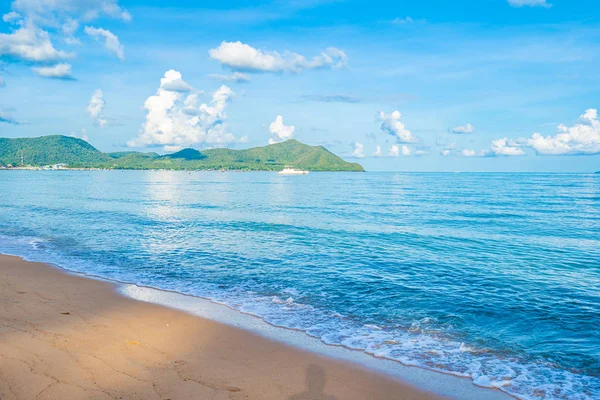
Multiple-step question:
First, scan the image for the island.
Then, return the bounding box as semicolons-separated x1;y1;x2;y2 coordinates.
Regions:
0;135;364;172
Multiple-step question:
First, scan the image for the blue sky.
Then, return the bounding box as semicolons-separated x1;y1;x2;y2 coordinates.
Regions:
1;0;599;171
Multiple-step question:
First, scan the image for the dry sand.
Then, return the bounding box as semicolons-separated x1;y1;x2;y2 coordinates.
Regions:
0;254;444;400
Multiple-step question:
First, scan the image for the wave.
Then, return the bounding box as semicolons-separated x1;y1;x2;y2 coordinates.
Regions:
0;234;598;400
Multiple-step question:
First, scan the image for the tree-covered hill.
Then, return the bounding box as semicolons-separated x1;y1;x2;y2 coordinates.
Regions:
0;135;112;166
0;136;364;172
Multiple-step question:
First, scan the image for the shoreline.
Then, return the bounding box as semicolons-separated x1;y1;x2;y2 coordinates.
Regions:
0;253;511;400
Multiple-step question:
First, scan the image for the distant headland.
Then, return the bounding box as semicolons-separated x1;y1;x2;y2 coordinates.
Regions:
0;135;364;172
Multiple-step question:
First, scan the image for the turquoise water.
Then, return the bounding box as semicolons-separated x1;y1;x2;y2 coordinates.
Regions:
0;171;599;399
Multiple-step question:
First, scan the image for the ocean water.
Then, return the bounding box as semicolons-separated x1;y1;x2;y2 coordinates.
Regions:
0;171;599;400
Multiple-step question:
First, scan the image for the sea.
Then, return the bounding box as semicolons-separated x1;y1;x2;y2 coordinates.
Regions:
0;170;598;400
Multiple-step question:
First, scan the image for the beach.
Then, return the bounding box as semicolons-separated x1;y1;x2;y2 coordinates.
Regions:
0;254;443;400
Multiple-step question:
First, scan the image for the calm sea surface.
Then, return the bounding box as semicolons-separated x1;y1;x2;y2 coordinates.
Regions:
1;171;599;399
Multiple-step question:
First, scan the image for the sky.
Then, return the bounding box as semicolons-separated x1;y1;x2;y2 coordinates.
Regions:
1;0;599;172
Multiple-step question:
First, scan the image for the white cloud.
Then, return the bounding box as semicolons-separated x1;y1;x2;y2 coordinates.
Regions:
128;70;239;151
3;11;21;23
11;0;131;25
393;145;426;156
1;0;129;71
490;137;525;156
209;41;348;73
352;142;365;158
527;109;600;155
460;138;524;157
440;143;456;156
392;17;414;24
457;109;600;157
269;115;295;144
373;145;382;157
507;0;551;8
32;63;73;79
61;18;79;44
0;21;73;62
158;71;194;92
379;110;417;143
209;72;250;83
84;26;124;60
87;89;106;127
452;123;474;134
582;109;597;121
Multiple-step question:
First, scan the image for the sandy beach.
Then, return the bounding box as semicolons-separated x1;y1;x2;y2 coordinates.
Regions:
0;254;444;400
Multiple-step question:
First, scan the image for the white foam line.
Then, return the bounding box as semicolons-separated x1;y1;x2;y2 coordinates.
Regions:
0;249;513;399
119;283;512;400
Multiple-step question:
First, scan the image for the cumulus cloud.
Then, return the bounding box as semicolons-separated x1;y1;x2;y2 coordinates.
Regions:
490;137;525;156
508;0;551;8
209;41;348;74
441;149;451;156
0;21;73;62
32;63;73;79
460;138;524;157
87;89;107;127
456;109;600;157
1;0;129;73
84;26;124;60
393;145;426;157
379;110;417;143
527;109;600;155
471;109;600;157
373;145;382;157
209;72;250;83
452;123;474;134
128;70;239;151
352;142;365;158
268;115;295;144
158;75;194;93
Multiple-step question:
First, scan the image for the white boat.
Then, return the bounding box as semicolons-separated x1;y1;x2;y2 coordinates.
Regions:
278;167;309;175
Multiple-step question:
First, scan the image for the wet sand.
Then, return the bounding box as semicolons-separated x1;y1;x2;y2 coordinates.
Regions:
0;254;444;400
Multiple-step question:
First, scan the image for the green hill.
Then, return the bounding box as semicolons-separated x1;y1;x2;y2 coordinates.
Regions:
0;136;364;172
0;135;112;166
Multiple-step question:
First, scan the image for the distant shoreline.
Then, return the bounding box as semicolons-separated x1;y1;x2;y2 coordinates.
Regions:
0;167;364;172
0;135;365;172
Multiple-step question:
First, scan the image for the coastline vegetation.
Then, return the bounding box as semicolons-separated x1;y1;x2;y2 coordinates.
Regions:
0;135;364;172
